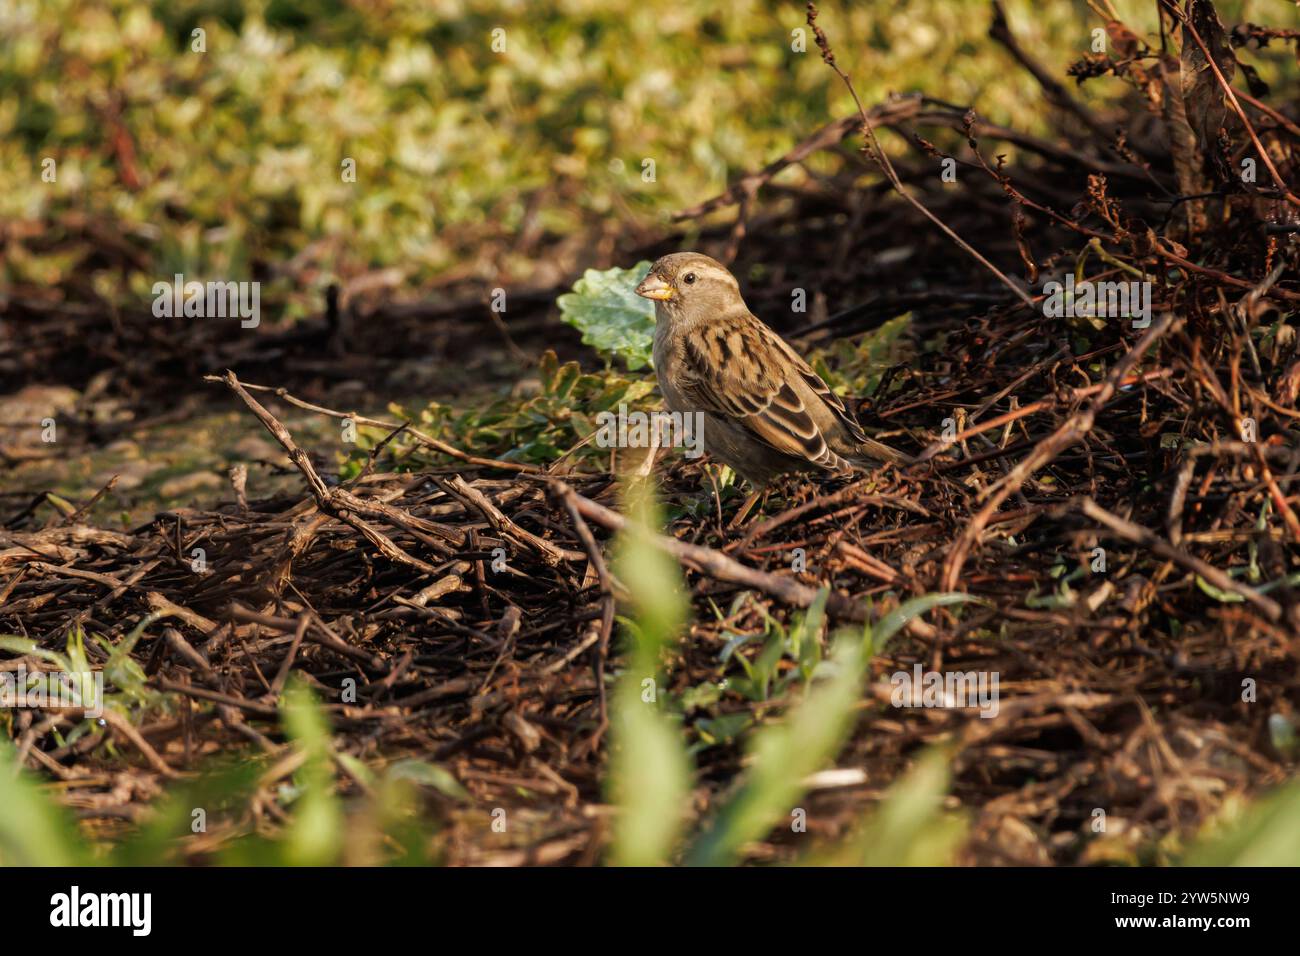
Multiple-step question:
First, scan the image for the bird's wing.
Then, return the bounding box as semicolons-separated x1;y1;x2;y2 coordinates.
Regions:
766;332;872;446
677;312;856;468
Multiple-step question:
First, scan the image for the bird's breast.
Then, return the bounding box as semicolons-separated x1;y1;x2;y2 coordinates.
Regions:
652;323;687;413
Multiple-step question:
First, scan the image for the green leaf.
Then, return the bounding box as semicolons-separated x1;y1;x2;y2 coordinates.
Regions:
64;624;91;677
870;592;978;655
609;675;692;865
822;312;913;397
0;635;72;670
790;587;828;682
385;759;469;801
1195;574;1244;603
754;625;786;701
613;483;688;659
608;482;692;865
694;713;753;746
557;261;657;371
104;612;167;704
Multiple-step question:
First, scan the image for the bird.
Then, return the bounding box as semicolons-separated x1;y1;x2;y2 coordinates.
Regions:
635;251;909;492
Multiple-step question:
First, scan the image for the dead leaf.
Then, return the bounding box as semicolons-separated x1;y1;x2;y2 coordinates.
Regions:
1180;0;1237;152
1105;20;1144;60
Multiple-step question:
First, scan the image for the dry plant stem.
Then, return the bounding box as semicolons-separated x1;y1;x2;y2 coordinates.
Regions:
733;480;930;551
989;0;1117;147
433;475;583;565
568;489;935;637
220;370;453;578
941;311;1180;590
151;681;277;718
486;299;530;367
228;602;383;669
1234;87;1300;139
162;626;214;677
916;369;1175;463
146;591;217;634
673;99;1148;223
571;490;828;607
1079;497;1282;622
807;3;1034;309
1163;0;1300;208
202;374;539;474
674;113;862;220
14;714;67;771
551;481;616;750
100;707;180;778
59;475;119;526
1251;445;1300;544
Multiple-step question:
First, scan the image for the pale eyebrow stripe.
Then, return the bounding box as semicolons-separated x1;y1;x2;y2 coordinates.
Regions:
701;265;737;285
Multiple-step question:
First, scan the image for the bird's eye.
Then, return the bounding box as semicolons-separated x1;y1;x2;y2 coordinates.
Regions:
684;272;697;284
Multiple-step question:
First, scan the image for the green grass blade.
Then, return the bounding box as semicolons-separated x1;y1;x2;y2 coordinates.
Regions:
278;679;344;866
0;739;85;866
819;747;966;866
686;636;866;866
871;592;977;651
1184;780;1300;866
608;482;692;865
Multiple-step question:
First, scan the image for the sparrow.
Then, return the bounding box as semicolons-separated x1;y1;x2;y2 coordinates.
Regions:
635;252;909;489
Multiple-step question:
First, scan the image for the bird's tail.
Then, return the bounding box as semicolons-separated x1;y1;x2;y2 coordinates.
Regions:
854;435;912;467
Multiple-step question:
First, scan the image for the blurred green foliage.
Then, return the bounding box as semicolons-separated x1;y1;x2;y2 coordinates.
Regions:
608;481;693;865
2;501;1297;866
0;677;452;865
0;619;166;752
8;0;1274;304
607;486;975;865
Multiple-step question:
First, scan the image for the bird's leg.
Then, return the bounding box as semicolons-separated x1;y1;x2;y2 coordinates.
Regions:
634;414;663;477
704;463;726;528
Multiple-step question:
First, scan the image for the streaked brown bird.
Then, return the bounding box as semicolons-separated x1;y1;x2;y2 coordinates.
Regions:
635;252;909;490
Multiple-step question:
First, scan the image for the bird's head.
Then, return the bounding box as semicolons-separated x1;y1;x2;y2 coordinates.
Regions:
635;252;741;321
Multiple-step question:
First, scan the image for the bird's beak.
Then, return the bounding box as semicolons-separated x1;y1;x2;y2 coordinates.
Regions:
635;273;674;301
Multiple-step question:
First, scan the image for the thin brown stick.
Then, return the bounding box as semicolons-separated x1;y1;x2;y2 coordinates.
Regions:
1162;0;1300;207
568;488;936;637
550;480;617;751
807;3;1034;308
203;374;539;474
941;311;1180;590
1079;497;1281;621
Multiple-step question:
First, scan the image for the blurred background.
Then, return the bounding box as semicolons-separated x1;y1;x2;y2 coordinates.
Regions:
4;0;1220;305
